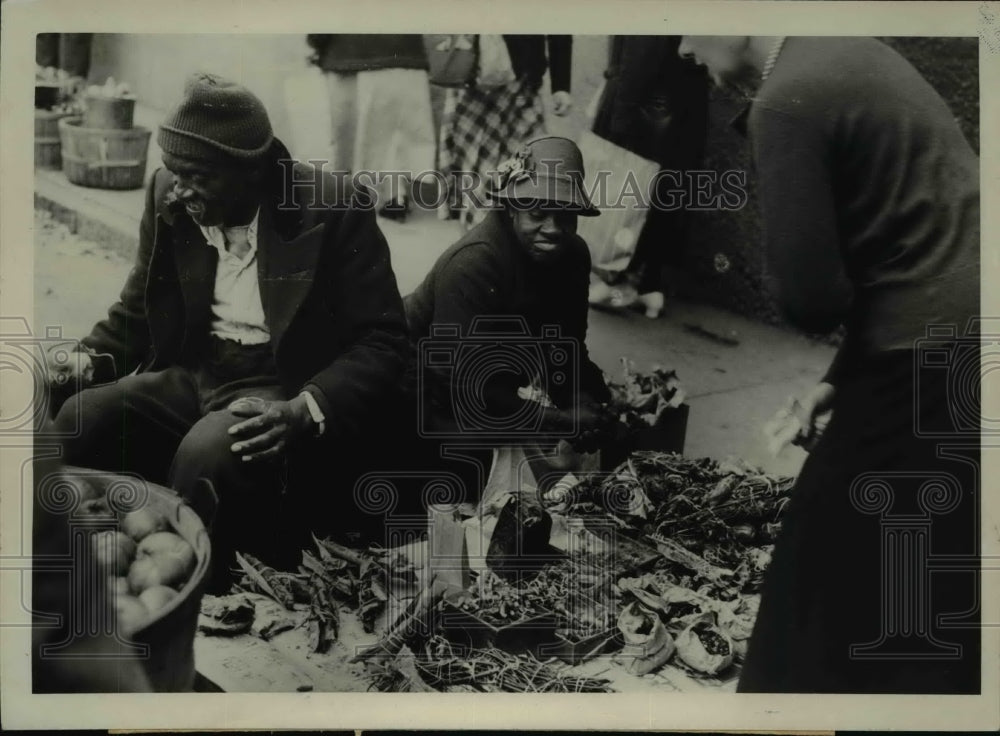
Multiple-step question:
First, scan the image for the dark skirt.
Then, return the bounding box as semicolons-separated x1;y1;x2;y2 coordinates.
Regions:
591;73;709;293
738;349;981;693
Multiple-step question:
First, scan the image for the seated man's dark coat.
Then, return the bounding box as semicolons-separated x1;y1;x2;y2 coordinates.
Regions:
82;159;410;443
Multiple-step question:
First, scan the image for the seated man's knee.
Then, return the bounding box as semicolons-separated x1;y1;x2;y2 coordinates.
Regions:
53;387;120;464
170;411;243;486
51;394;82;437
170;410;285;498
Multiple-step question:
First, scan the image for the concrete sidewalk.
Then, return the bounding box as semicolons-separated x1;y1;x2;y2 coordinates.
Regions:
34;170;835;478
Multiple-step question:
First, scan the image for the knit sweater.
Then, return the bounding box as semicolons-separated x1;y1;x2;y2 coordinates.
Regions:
747;37;980;384
404;209;610;426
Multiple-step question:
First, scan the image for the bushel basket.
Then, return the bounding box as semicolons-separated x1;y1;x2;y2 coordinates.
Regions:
63;467;214;692
35;109;74;170
59;116;151;190
83;95;136;130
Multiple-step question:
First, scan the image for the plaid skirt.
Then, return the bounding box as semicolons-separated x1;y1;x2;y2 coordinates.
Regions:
438;77;547;228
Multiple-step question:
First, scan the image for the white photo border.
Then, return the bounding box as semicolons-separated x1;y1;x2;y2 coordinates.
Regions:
2;0;998;730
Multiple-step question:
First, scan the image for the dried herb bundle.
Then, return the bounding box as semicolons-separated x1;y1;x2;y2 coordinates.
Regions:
232;537;419;653
396;636;614;693
560;451;793;562
455;557;617;636
233;552;305;609
606;360;686;430
300;537;418;637
454;570;545;625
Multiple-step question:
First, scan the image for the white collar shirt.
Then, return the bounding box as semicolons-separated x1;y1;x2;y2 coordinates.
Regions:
199;209;271;345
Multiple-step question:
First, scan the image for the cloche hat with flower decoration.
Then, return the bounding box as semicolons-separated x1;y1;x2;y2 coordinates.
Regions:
487;136;600;216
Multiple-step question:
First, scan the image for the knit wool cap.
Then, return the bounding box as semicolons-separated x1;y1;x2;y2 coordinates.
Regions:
157;73;274;164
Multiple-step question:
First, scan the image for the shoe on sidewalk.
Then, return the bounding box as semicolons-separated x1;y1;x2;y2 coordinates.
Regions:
588;280;612;305
589;281;639;311
637;290;665;319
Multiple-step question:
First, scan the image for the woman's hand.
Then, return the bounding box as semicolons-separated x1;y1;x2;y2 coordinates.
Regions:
551;91;573;116
795;381;836;450
763;382;836;455
570;401;616;453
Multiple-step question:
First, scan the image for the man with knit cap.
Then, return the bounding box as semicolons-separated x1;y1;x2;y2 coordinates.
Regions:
49;73;411;589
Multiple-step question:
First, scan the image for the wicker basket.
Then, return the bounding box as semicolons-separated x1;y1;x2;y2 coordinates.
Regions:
35;110;74;170
61;466;214;692
58;116;151;190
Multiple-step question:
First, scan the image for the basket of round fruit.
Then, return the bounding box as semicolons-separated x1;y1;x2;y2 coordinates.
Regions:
62;466;214;692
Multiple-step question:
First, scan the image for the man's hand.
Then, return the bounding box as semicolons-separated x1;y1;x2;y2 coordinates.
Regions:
46;346;94;392
227;395;314;463
551;91;573;117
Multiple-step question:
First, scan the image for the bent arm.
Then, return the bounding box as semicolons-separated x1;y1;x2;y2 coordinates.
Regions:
80;171;159;382
550;241;612;408
423;246;535;422
300;198;410;439
751;106;853;335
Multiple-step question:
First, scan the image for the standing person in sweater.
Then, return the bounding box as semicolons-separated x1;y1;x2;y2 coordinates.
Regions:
437;35;574;229
590;35;709;317
405;137;614;500
678;36;980;693
305;34;436;219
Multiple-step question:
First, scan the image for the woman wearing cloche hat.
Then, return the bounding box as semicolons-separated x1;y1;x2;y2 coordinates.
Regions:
403;136;614;501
